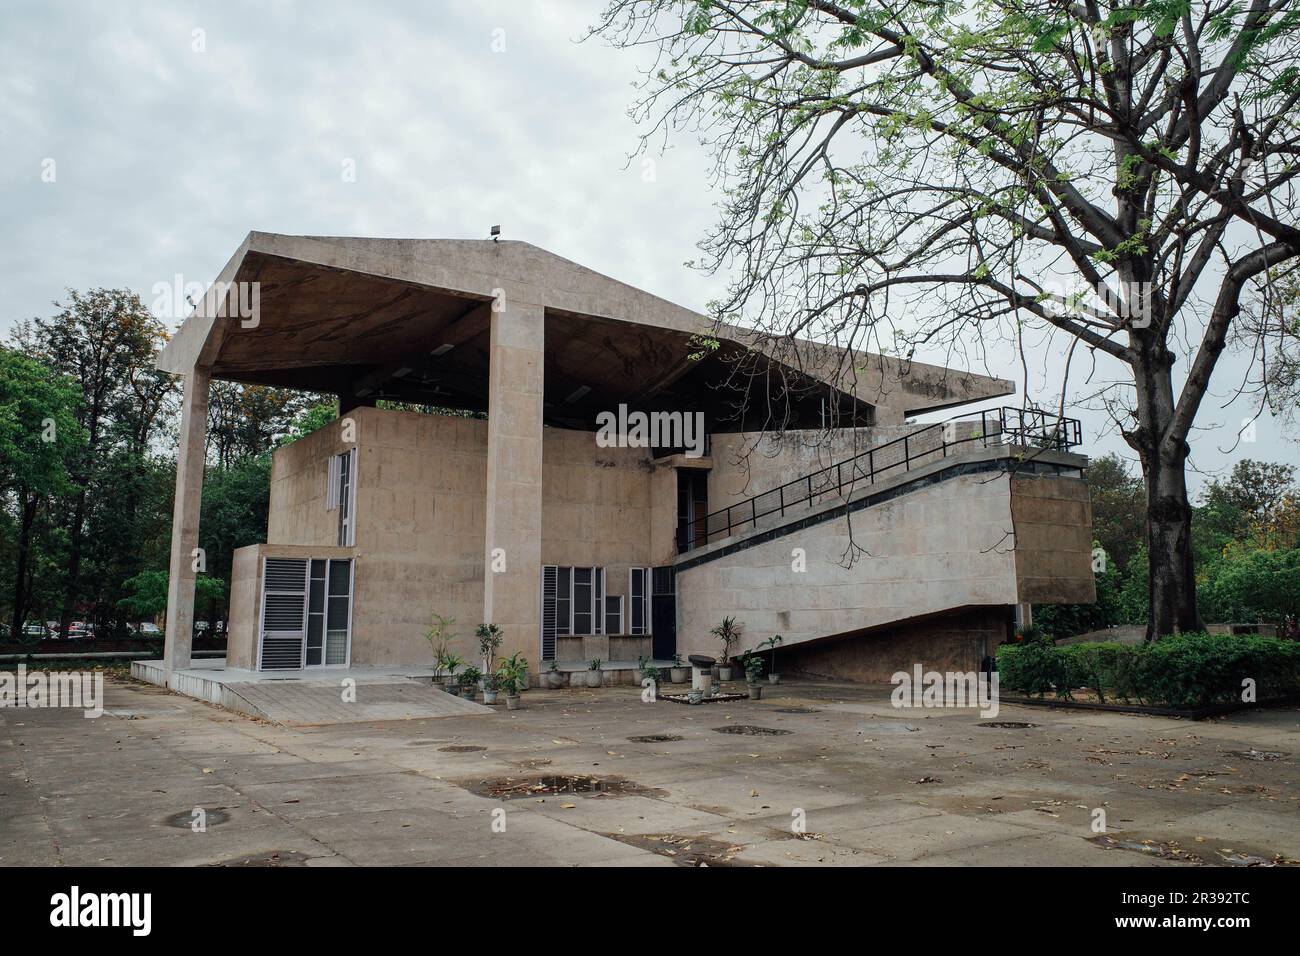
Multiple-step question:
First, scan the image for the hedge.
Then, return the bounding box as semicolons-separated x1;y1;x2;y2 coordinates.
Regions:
997;632;1300;709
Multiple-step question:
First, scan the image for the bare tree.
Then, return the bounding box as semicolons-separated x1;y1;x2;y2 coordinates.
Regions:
592;0;1300;639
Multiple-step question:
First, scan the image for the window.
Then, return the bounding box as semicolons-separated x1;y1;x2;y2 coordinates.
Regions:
326;449;358;547
542;566;607;638
573;568;592;634
604;595;623;635
629;567;651;635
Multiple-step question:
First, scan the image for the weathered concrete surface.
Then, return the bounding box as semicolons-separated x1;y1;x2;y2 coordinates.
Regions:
675;452;1094;676
3;675;1296;867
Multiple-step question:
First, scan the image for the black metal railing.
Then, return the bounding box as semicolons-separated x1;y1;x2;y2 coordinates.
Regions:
676;406;1082;553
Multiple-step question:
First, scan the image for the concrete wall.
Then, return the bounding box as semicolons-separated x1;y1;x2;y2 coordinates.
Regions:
1011;474;1096;605
780;607;1011;682
255;407;681;669
225;543;355;671
674;465;1095;679
675;470;1023;664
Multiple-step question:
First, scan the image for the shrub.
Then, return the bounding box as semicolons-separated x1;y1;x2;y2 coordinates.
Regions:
997;632;1300;709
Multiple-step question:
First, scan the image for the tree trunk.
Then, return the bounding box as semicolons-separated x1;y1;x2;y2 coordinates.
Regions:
11;492;38;639
1130;350;1204;641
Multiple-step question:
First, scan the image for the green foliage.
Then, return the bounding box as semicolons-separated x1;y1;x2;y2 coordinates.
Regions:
459;665;482;687
497;651;529;694
116;570;226;624
710;615;743;661
1198;549;1300;626
0;347;85;497
998;633;1300;708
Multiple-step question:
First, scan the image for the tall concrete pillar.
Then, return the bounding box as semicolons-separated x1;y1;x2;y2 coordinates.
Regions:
163;365;210;680
482;299;545;670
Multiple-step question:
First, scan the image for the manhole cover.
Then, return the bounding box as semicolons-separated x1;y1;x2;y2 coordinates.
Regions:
978;722;1039;729
605;832;758;866
460;774;666;800
774;707;820;714
628;734;685;743
164;808;231;829
206;850;312;867
1228;750;1288;761
712;725;793;736
438;745;487;753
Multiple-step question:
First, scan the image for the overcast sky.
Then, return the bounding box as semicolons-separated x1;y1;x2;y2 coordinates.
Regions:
2;0;1295;490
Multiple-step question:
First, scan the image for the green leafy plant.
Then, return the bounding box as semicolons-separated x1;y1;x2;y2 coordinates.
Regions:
642;665;662;685
588;657;602;671
476;623;503;671
742;651;764;684
997;632;1300;708
459;665;482;687
425;614;456;675
757;634;783;672
498;652;528;695
710;616;743;663
437;650;464;682
671;652;684;667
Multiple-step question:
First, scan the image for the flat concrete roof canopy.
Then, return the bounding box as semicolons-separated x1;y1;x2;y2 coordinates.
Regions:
158;232;1014;428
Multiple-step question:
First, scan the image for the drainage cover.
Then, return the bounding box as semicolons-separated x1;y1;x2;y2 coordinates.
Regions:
206;850;312;867
164;808;231;829
712;725;793;736
1228;749;1288;762
460;774;666;800
605;832;756;867
774;707;820;715
628;734;684;743
438;745;487;753
978;721;1039;729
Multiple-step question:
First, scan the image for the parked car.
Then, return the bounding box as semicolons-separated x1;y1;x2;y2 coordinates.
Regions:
23;622;51;640
129;622;162;637
66;621;95;640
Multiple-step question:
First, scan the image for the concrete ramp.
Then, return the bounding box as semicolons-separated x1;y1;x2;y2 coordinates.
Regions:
226;677;491;726
131;660;492;725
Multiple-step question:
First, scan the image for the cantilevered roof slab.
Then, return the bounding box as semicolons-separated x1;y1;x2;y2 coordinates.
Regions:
158;232;1013;428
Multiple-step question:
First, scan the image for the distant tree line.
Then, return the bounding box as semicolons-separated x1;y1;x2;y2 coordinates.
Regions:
1035;455;1300;639
0;288;332;641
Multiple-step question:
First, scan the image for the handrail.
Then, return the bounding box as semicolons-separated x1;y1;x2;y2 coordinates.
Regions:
676;406;1082;553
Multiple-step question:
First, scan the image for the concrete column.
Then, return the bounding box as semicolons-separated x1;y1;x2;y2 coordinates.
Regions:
482;299;545;669
163;365;210;680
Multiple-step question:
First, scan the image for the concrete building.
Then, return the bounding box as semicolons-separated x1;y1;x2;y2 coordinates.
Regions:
145;232;1094;693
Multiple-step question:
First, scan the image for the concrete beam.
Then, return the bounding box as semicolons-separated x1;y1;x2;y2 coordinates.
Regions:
163;366;210;679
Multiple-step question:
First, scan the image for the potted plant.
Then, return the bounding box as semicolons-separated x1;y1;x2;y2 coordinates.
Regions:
643;664;662;692
636;654;654;682
437;651;464;692
482;671;501;705
498;652;527;710
586;658;603;687
743;651;764;699
425;614;456;683
475;623;503;679
459;665;482;700
547;659;564;689
759;634;784;684
710;616;743;680
669;652;688;684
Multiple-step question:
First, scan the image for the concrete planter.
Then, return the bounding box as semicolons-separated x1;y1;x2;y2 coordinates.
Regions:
768;674;781;685
505;695;521;711
585;670;602;688
747;684;763;700
459;685;476;700
483;689;498;705
670;667;688;683
546;671;564;689
718;666;735;682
